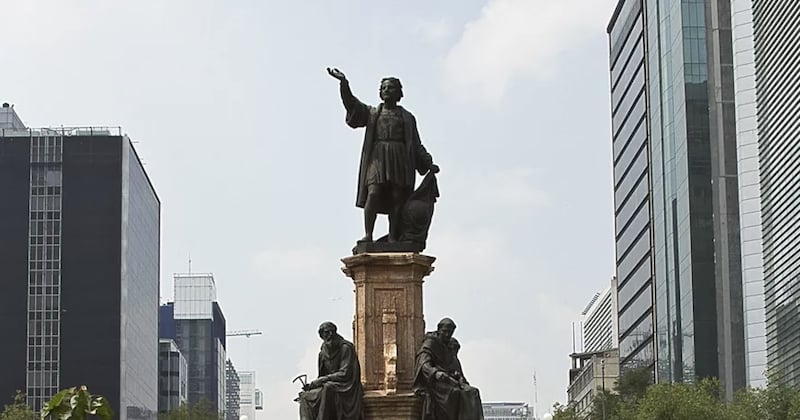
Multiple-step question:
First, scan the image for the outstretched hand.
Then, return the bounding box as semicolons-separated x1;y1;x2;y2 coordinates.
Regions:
327;67;347;82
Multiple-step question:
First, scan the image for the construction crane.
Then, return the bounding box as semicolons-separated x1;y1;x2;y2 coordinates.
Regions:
226;329;263;338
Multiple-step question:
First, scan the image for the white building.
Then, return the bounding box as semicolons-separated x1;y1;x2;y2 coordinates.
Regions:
581;277;620;353
238;371;262;420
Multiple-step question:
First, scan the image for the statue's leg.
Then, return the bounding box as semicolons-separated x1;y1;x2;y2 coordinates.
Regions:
388;186;410;241
362;184;382;242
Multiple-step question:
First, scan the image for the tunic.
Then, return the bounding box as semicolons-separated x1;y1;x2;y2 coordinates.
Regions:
341;82;434;214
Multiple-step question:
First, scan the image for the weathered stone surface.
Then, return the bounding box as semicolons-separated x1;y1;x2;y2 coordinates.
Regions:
341;252;435;394
362;392;422;420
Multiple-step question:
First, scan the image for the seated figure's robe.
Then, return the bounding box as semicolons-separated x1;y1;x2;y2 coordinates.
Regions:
413;333;484;420
298;335;364;420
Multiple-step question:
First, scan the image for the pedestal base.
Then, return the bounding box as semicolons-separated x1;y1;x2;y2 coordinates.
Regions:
363;392;422;420
342;253;435;393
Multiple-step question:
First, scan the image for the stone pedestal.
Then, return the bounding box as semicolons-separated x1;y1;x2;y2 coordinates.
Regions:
341;252;435;419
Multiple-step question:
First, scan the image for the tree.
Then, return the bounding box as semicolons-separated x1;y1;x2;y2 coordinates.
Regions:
616;366;652;404
551;402;581;420
40;386;113;420
0;392;36;420
634;379;724;420
158;400;220;420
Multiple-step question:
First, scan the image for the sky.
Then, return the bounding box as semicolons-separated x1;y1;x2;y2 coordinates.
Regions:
5;0;619;417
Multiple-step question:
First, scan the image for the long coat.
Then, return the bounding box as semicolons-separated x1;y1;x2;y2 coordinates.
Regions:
345;101;433;214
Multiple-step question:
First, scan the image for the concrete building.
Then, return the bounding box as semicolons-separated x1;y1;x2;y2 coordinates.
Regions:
482;402;533;419
607;0;747;398
0;106;160;418
158;339;188;413
752;0;800;387
159;274;227;415
567;349;620;418
224;360;240;420
731;0;767;389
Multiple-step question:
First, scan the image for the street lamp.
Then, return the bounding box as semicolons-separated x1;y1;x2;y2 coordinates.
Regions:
600;359;606;420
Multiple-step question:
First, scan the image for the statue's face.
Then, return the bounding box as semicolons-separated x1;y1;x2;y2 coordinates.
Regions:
438;325;455;344
379;80;402;103
319;327;335;343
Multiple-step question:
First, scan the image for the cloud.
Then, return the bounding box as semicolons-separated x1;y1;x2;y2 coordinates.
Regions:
411;17;454;44
443;0;616;102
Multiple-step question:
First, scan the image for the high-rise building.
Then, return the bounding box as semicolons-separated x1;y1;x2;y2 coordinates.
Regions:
0;106;160;418
752;0;800;387
158;339;188;413
225;360;241;420
581;278;620;353
159;274;227;415
238;371;261;420
606;0;656;378
731;0;767;389
607;0;747;397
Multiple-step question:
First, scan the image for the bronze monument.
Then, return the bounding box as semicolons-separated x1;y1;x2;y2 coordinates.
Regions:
296;322;364;420
327;68;440;253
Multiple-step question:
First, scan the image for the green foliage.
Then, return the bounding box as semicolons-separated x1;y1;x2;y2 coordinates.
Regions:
158;400;221;420
1;392;36;420
588;390;624;420
555;371;800;420
551;402;581;420
40;386;113;420
616;367;652;404
635;379;724;420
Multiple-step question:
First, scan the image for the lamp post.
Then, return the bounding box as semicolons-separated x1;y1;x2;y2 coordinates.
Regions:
601;359;606;420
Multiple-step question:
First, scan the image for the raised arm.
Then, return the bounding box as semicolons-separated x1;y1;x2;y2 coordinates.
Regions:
327;67;371;128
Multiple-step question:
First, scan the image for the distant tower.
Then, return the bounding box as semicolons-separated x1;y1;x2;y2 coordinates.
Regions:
159;273;227;415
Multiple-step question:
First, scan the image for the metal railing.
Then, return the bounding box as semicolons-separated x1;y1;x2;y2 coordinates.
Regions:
0;126;123;138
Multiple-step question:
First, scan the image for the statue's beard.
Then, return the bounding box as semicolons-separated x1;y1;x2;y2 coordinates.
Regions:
380;93;401;103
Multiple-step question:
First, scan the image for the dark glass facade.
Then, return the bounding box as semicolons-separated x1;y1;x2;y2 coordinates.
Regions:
158;339;187;413
608;0;746;396
753;0;800;386
645;0;745;394
0;136;31;406
0;131;160;418
608;0;656;376
160;302;227;414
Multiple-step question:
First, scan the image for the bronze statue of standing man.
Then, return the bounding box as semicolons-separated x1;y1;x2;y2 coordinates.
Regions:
327;68;440;244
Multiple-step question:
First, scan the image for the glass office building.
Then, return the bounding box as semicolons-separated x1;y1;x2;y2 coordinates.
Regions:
0;108;160;418
732;0;767;388
608;0;747;397
753;0;800;387
607;0;656;377
159;274;228;415
158;339;188;413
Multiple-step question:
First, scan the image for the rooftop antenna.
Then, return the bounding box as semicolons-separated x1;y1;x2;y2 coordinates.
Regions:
533;370;538;419
571;322;576;353
188;253;192;274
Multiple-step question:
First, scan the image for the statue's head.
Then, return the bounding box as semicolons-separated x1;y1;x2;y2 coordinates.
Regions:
379;77;403;103
436;317;456;343
318;321;338;343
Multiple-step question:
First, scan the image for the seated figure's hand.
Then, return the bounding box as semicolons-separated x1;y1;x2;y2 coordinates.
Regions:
308;378;325;389
430;164;440;174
